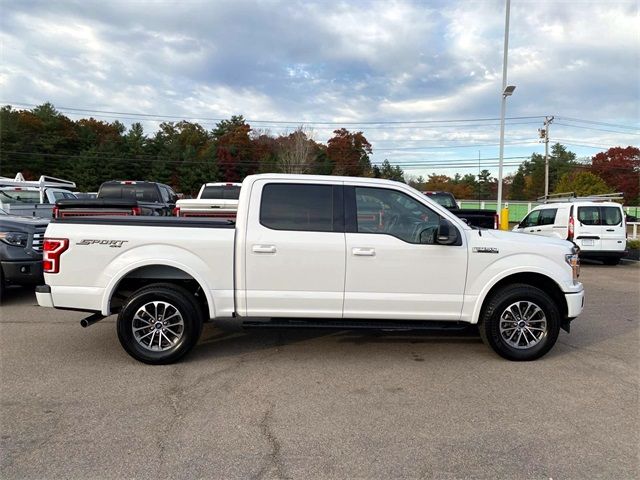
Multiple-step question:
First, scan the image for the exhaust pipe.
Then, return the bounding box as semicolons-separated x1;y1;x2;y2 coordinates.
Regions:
80;313;106;328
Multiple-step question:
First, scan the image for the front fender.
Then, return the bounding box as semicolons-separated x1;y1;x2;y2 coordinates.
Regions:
463;252;576;324
99;244;217;318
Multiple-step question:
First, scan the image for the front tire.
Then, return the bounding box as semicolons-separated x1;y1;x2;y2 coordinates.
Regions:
117;283;203;364
479;284;561;361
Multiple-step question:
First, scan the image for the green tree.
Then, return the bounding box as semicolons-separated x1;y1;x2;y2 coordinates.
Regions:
510;171;526;200
477;169;493;200
554;171;612;196
378;159;405;182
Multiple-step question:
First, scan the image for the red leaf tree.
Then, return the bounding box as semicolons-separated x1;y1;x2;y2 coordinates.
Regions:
590;146;640;204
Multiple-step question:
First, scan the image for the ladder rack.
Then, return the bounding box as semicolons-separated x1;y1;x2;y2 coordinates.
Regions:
0;173;76;204
537;192;624;204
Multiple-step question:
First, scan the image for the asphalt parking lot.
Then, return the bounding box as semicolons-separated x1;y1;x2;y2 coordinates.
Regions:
1;262;638;479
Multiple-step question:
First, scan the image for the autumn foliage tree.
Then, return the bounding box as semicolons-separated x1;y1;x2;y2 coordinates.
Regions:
590;146;640;204
326;128;372;177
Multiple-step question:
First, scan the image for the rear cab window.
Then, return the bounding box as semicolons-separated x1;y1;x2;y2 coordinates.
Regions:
201;185;241;200
99;183;160;202
260;183;339;232
0;189;40;204
424;192;457;209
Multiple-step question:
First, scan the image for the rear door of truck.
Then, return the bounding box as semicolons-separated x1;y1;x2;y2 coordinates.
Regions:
242;179;346;317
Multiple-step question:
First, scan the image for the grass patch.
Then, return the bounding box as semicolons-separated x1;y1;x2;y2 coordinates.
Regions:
627;239;640;250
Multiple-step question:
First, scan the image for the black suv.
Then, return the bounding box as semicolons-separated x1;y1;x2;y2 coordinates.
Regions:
0;208;49;300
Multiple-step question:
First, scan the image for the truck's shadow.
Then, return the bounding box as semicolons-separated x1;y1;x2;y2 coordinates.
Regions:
188;324;482;363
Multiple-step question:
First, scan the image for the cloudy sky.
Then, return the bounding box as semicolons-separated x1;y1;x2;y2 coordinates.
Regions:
1;0;638;177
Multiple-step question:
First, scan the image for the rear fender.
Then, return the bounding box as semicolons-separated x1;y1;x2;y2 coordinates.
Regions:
100;245;216;318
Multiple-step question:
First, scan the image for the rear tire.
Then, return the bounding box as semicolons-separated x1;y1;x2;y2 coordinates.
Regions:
602;257;620;265
479;283;561;361
117;283;203;364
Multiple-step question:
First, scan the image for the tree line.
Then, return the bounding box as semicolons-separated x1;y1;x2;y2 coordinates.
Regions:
1;103;638;203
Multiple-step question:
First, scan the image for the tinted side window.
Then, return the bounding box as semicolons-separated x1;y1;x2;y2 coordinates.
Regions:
538;208;557;226
159;186;170;203
578;206;600;225
601;207;622;225
260;184;335;232
521;210;540;228
355;187;440;244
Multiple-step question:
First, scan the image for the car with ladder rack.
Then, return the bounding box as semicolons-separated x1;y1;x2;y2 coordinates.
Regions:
513;192;627;265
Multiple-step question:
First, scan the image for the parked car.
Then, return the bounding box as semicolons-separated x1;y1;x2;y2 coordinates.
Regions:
54;181;178;218
0;208;49;301
513;194;627;265
36;174;584;364
423;191;498;229
174;182;241;218
0;173;77;218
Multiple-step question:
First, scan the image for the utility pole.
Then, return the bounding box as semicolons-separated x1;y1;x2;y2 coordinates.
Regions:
496;0;512;221
539;116;554;197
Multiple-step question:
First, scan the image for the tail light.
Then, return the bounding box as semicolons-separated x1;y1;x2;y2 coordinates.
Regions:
52;205;60;219
568;216;575;241
173;206;181;217
43;238;69;273
494;213;499;230
131;206;141;216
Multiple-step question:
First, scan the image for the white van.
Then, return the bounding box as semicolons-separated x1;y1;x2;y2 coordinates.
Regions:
513;195;627;265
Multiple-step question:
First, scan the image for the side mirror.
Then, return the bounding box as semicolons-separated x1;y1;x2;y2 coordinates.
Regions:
437;218;459;245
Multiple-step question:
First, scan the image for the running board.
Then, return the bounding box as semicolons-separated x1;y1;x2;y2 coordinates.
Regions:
241;318;470;331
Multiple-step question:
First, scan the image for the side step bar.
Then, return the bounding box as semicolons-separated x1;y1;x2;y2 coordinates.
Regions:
241;318;471;332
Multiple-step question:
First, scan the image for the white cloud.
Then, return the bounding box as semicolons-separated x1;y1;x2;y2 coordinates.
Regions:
0;0;637;177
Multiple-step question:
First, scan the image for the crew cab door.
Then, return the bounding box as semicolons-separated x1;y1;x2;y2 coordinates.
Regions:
243;180;346;317
343;185;467;320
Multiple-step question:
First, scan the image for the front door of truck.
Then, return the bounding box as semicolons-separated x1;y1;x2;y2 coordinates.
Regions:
343;185;468;321
243;180;346;317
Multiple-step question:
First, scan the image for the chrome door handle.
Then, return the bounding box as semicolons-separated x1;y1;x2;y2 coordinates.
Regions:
353;247;375;256
252;245;276;254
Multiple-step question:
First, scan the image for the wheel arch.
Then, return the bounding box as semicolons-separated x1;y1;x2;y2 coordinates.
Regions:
473;272;568;324
102;262;215;319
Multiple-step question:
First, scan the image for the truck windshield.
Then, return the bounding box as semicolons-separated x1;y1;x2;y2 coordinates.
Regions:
201;185;241;200
99;183;160;202
0;189;41;204
424;192;457;209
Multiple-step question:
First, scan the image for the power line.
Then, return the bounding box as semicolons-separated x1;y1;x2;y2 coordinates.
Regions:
556;116;639;131
0;149;531;166
1;100;544;125
554;122;640;136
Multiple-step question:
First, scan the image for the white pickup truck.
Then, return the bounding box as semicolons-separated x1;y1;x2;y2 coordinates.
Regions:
36;174;584;364
174;182;241;218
